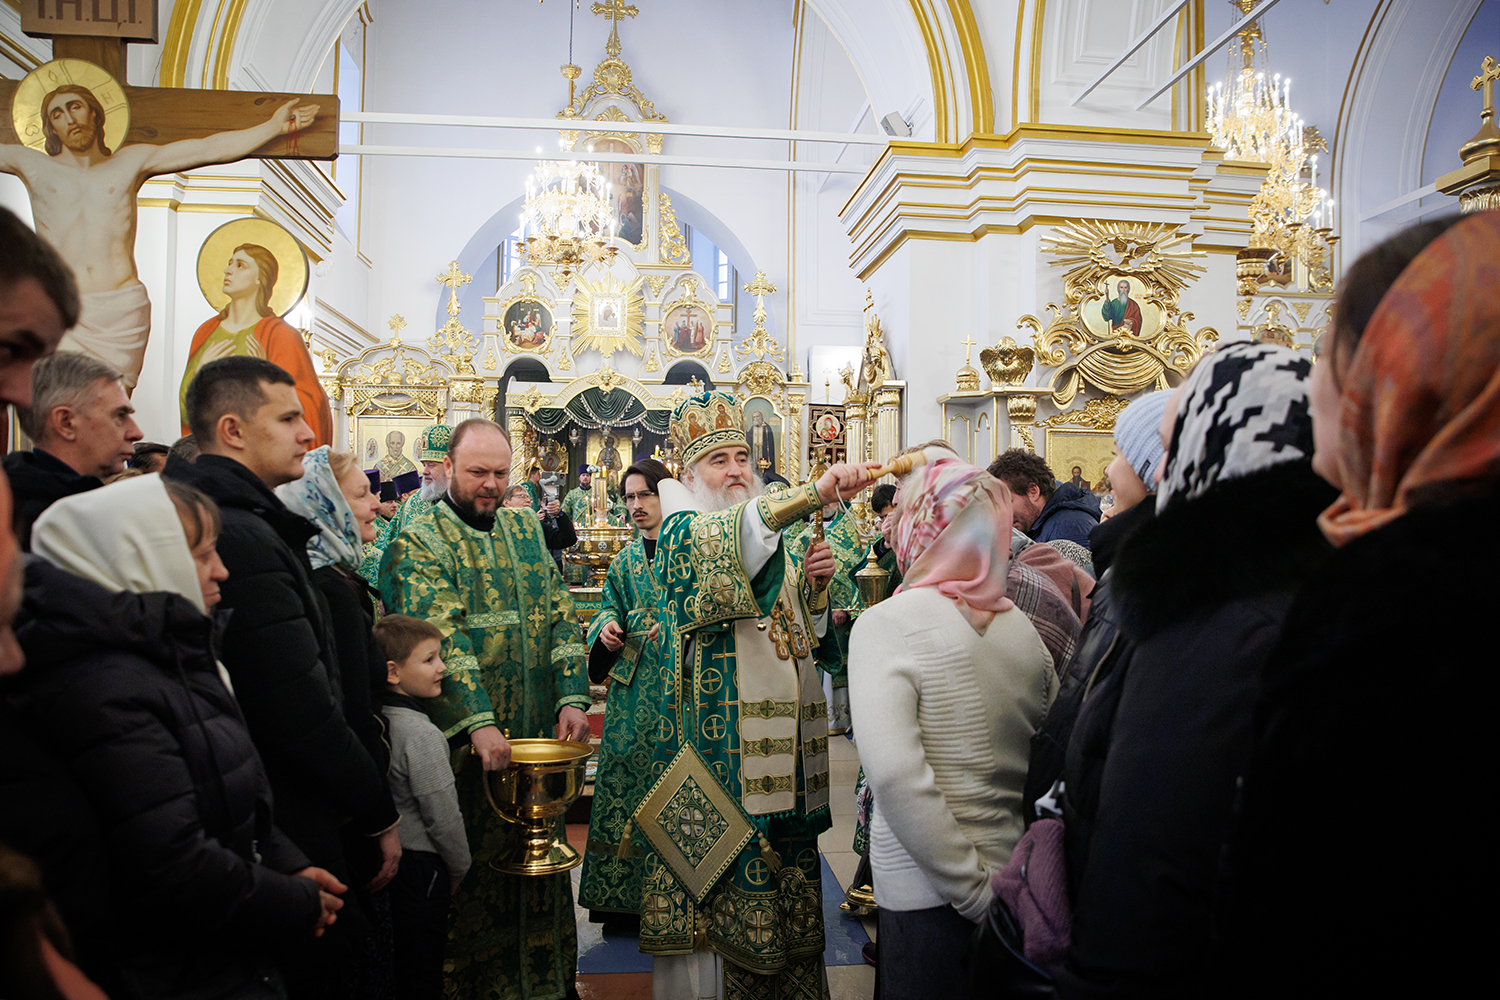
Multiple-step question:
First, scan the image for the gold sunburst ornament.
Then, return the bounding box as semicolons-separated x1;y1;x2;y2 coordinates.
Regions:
1020;220;1218;407
571;272;644;361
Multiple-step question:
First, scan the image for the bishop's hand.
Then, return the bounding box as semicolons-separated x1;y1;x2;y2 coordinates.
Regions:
816;462;881;505
804;541;835;587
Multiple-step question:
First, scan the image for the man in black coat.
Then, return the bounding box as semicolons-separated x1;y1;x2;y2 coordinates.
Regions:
3;351;141;549
168;356;399;998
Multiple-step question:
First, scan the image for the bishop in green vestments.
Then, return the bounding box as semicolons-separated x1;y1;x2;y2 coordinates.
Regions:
633;391;875;1000
380;419;591;1000
578;459;674;918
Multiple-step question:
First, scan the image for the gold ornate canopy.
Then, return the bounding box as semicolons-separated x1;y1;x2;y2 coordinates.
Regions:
1021;220;1219;406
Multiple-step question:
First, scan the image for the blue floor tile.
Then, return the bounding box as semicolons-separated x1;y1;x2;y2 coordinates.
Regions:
820;855;871;967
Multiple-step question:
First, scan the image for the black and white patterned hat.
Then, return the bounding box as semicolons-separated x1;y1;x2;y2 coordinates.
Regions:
1157;342;1314;511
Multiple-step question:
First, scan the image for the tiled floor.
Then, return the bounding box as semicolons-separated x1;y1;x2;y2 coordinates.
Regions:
574;734;877;999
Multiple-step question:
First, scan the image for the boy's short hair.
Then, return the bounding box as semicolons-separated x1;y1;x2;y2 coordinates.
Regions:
374;614;444;666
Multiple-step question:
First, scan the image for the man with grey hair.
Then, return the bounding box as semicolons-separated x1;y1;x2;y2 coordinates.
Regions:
3;351;141;549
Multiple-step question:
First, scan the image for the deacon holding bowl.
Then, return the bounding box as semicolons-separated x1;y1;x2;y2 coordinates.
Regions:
379;418;590;1000
634;390;876;1000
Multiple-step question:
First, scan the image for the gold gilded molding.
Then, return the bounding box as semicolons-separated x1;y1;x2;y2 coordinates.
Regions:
658;193;690;266
1035;394;1128;432
208;0;252;89
1019;220;1217;406
949;0;993;135
909;0;954;143
161;0;207;88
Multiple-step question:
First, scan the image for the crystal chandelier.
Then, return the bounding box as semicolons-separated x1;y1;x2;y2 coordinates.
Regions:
1207;0;1336;293
518;157;620;283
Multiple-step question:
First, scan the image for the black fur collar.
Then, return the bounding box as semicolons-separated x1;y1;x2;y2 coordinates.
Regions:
1112;460;1338;641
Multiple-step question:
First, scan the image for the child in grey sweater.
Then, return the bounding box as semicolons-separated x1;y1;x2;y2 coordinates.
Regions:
375;615;471;1000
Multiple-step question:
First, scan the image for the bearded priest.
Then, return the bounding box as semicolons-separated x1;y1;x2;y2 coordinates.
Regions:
379;418;590;1000
633;390;876;1000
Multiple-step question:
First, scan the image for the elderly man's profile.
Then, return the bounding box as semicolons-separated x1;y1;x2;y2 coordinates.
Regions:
1;60;319;389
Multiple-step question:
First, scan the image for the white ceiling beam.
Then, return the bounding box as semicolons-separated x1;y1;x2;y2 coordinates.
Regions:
1072;0;1193;105
341;111;889;146
339;144;870;174
1134;0;1288;111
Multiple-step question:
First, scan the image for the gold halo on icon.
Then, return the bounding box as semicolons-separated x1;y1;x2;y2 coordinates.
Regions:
196;218;310;318
11;59;130;156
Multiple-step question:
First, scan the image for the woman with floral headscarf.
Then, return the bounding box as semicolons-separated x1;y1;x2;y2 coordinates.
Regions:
848;448;1056;998
277;446;403;953
1055;342;1339;999
1216;213;1495;997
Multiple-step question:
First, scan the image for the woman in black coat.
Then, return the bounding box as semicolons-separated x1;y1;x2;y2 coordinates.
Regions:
1056;343;1337;999
276;449;402;890
11;474;337;998
1216;215;1496;996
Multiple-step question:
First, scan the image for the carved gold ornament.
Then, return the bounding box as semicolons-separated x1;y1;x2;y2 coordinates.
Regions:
571;272;644;361
430;261;479;372
658;193;690;266
1021;220;1217;406
980;336;1035;387
1035;394;1129;432
860;291;894;390
736;271;784;364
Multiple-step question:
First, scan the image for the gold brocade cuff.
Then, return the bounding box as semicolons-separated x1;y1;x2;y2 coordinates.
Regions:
755;482;821;533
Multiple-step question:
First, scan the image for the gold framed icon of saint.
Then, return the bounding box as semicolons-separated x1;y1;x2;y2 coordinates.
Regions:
196;218;309;317
11;59;130;156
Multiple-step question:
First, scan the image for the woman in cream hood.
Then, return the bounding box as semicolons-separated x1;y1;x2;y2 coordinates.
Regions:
11;474;344;998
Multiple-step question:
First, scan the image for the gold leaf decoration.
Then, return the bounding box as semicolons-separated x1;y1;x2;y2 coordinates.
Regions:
570;272;645;361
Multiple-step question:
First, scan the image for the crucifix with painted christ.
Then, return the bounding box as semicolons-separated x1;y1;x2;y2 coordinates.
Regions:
0;2;337;389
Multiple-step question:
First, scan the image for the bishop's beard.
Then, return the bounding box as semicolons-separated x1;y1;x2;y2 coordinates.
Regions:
684;470;766;513
420;477;445;503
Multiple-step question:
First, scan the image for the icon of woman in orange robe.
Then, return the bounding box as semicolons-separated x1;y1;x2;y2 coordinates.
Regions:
178;242;333;446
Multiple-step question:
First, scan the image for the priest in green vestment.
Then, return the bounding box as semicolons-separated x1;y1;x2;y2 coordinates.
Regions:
632;390;876;1000
377;424;450;580
380;418;591;1000
578;458;674;921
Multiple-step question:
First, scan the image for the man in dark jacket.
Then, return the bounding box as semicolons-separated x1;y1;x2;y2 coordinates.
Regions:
989;448;1101;548
168;356;398;998
3;351;141;549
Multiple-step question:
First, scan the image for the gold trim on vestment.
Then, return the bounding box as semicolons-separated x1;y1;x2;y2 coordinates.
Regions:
632;744;757;903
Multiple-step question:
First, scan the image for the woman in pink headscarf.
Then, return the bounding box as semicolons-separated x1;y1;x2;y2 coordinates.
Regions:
848;450;1056;999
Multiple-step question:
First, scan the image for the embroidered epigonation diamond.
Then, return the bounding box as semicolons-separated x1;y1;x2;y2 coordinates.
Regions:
656;776;730;866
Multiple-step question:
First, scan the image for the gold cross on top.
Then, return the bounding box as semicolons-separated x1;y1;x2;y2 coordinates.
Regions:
592;0;639;21
1473;56;1500;120
742;270;778;298
959;332;977;365
436;261;473;291
387;314;407;343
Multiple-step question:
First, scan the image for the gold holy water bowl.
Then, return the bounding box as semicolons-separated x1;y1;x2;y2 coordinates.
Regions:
565;523;634;586
484;739;594;876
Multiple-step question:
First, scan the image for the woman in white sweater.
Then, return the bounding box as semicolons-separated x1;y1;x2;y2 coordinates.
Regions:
849;452;1056;999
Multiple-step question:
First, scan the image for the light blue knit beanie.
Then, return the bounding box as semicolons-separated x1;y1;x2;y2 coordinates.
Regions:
1113;388;1175;484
